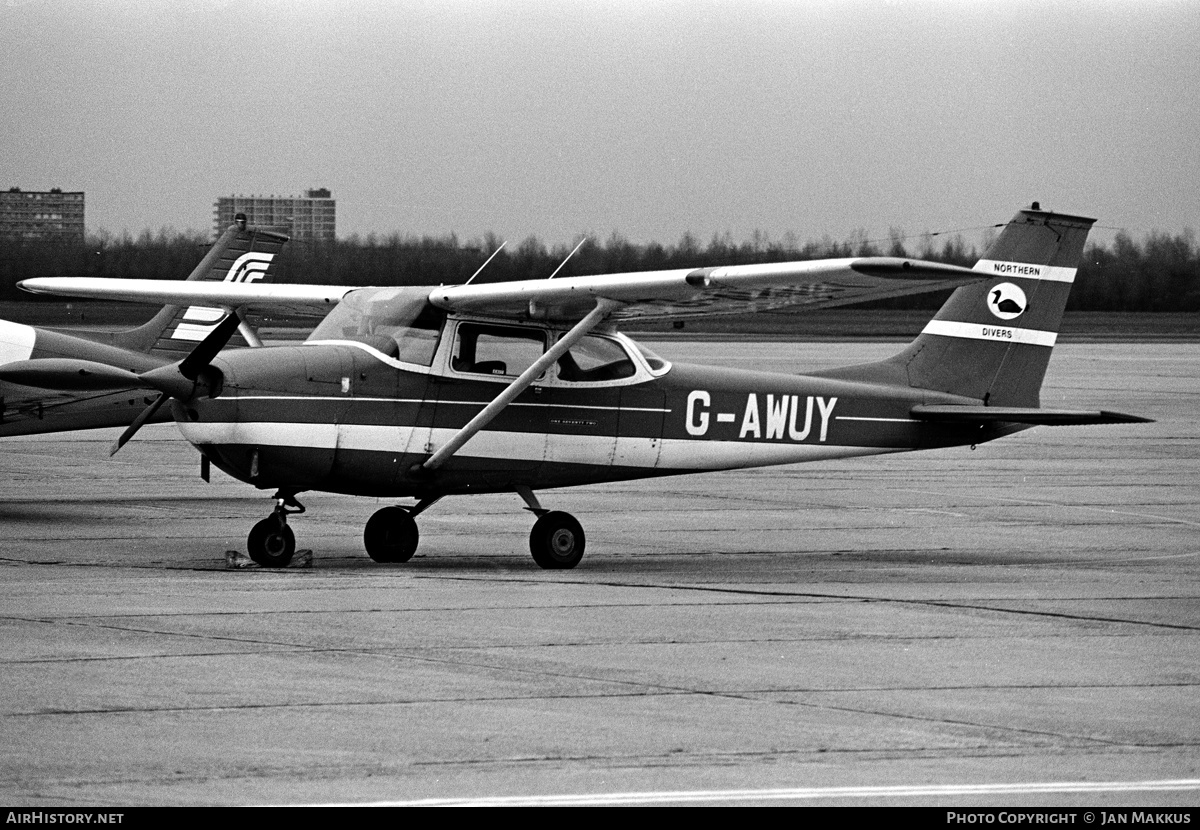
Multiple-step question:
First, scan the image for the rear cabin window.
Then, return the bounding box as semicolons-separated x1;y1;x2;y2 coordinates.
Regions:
557;335;636;382
452;323;546;378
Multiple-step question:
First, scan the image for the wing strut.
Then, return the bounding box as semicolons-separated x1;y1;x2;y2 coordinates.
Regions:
238;320;263;347
419;298;623;472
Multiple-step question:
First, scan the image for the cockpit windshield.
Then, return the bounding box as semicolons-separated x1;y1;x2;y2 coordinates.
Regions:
632;341;670;373
308;286;445;366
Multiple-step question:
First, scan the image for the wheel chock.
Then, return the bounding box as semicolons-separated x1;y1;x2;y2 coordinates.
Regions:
225;550;255;569
290;550;313;568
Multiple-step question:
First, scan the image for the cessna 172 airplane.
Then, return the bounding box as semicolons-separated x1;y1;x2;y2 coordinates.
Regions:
6;205;1149;569
0;216;287;437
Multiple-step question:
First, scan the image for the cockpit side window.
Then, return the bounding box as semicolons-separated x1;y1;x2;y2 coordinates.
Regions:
557;335;636;382
452;323;546;378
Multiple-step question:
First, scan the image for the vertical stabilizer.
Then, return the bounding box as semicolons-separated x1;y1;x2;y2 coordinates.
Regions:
828;206;1095;407
108;220;289;355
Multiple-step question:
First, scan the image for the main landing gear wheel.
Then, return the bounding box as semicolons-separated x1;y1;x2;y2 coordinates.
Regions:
247;516;296;568
529;511;585;570
364;506;420;563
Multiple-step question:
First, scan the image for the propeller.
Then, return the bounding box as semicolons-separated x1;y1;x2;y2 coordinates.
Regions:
109;309;245;455
109;392;169;456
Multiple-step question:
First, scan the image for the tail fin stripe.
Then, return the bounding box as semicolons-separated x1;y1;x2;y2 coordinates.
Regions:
181;306;225;323
974;260;1077;283
921;319;1058;347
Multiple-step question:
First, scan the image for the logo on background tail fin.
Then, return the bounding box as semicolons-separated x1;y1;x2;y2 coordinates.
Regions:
149;219;289;355
105;216;289;355
170;248;280;343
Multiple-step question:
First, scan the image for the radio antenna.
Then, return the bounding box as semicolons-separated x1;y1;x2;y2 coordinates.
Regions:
547;236;588;280
464;240;507;285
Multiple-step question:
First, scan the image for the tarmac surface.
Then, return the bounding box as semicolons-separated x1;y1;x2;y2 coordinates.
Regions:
1;341;1197;806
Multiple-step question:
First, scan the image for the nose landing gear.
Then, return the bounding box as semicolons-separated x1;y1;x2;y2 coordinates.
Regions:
247;492;305;568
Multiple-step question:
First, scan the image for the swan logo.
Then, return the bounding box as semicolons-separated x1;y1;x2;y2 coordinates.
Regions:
987;282;1027;321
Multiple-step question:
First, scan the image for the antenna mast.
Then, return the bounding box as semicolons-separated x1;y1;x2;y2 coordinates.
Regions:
547;236;588;280
464;240;507;285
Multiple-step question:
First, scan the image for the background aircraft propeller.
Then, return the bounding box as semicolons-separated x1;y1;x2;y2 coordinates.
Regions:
108;309;244;455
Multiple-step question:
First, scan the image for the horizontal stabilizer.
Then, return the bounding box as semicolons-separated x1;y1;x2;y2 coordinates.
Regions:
911;404;1153;425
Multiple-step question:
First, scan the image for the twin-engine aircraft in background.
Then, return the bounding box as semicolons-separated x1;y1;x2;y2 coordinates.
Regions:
7;205;1149;569
0;216;287;437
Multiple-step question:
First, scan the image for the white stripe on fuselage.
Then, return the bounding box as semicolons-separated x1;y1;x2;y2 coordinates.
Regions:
177;420;900;472
0;320;37;366
233;395;672;414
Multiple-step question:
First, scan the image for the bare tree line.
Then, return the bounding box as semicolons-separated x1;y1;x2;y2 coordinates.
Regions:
2;226;1196;311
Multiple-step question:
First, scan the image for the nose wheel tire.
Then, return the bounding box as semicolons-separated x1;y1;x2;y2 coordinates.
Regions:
364;506;420;563
529;511;585;569
247;517;296;568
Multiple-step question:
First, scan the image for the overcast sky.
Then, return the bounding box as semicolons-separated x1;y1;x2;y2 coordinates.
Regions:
2;0;1197;249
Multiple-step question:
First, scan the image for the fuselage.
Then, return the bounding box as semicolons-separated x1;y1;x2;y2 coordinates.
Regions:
179;316;1004;498
0;320;169;436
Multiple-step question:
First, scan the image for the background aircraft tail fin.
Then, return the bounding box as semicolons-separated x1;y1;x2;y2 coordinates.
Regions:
823;205;1095;407
110;217;289;355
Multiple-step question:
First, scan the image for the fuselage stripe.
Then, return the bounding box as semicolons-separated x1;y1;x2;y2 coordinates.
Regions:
836;416;917;423
232;395;671;413
179;421;903;472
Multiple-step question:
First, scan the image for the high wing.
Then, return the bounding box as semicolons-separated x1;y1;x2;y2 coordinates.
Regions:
431;257;985;322
20;256;983;323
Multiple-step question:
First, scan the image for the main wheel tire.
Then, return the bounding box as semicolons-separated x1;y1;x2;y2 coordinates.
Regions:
529;511;585;570
364;506;419;563
247;516;296;568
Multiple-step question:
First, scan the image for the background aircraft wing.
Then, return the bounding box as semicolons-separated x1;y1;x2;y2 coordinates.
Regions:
427;257;984;322
18;278;354;316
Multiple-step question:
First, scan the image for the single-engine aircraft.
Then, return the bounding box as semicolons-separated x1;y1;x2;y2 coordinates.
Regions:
7;205;1150;569
0;215;287;437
